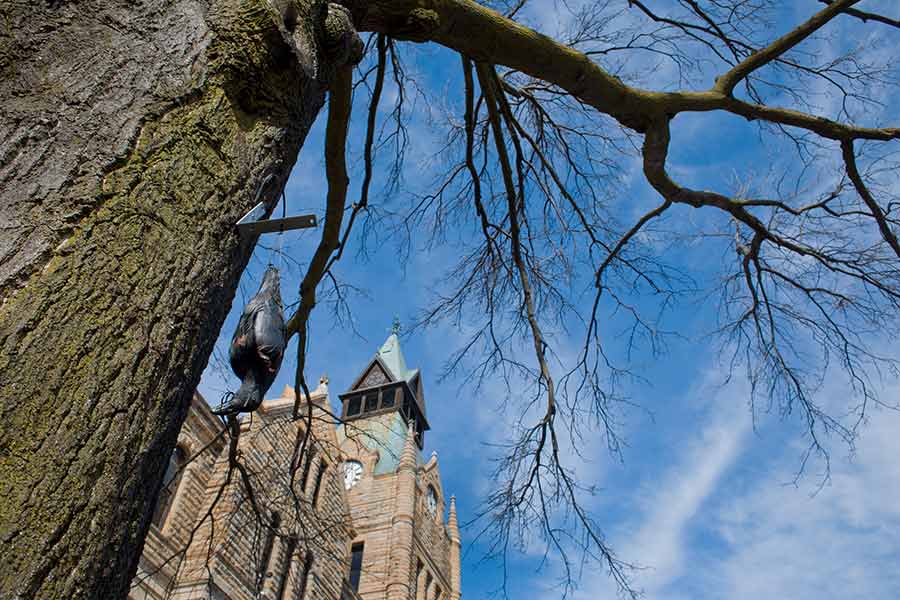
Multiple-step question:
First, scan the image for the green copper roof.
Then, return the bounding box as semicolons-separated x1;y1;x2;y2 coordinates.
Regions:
336;331;428;473
377;333;419;384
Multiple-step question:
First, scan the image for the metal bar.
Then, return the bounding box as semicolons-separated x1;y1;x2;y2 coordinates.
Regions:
235;201;318;237
237;214;317;237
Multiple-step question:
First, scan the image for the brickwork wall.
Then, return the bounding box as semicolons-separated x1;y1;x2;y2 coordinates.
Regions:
338;415;456;600
344;474;400;597
339;413;403;598
412;465;452;597
131;370;462;600
130;386;354;600
130;392;227;600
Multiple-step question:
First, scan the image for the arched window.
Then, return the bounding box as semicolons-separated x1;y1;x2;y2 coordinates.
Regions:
152;445;186;529
257;511;281;592
299;445;317;494
425;486;439;517
275;535;297;600
312;461;328;508
296;550;314;599
413;560;423;599
348;542;364;592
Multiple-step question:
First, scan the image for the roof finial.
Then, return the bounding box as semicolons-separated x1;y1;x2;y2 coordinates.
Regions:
448;494;460;541
398;419;418;472
391;315;402;335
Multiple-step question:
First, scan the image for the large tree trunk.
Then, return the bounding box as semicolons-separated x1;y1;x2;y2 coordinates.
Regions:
0;0;331;597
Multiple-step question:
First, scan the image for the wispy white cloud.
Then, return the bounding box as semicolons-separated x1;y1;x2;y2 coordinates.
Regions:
703;401;900;600
623;394;750;593
557;368;752;599
525;357;900;600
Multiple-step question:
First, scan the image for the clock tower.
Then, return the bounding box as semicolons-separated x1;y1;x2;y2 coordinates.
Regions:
337;332;461;600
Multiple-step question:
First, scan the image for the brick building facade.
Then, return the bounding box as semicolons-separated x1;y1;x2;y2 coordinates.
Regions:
130;334;461;600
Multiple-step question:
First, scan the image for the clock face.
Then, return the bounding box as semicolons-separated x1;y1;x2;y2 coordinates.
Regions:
343;460;363;490
426;486;438;515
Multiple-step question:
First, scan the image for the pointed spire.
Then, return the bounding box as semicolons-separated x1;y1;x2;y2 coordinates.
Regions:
448;493;462;600
398;420;417;472
448;494;460;542
377;331;413;382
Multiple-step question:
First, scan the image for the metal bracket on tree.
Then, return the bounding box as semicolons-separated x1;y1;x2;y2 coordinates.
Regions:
235;201;318;238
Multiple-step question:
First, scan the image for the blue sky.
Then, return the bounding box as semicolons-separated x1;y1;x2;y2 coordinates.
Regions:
199;2;900;598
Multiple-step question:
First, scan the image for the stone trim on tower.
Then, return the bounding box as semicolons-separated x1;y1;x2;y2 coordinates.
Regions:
385;424;418;600
448;496;462;600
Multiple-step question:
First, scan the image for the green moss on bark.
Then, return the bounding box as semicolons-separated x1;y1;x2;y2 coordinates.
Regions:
0;1;328;598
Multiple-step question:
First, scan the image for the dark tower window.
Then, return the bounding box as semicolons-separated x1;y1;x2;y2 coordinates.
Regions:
381;388;396;408
347;395;362;416
296;551;314;599
312;461;327;507
349;542;364;591
364;392;379;413
152;445;186;528
276;535;297;600
257;511;281;592
299;445;317;494
414;559;423;597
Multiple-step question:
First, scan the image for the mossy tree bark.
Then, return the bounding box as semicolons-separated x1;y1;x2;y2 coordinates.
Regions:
0;0;331;597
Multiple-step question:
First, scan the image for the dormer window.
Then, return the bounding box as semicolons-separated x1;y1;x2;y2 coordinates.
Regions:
342;385;413;422
339;332;430;447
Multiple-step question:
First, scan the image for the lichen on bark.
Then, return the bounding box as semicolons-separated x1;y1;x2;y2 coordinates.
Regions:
0;0;332;598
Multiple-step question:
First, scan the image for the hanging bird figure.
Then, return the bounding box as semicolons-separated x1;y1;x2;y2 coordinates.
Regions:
213;265;286;416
